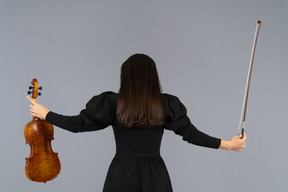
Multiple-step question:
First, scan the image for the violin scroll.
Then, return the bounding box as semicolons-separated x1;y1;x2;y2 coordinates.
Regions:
27;79;42;99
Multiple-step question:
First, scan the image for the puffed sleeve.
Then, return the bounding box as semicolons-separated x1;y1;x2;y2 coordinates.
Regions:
163;94;221;149
46;91;116;133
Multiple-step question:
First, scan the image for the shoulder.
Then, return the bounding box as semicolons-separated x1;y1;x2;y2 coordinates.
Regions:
83;91;117;123
162;93;182;105
162;93;189;124
89;91;117;103
86;91;117;111
98;91;118;98
162;93;187;114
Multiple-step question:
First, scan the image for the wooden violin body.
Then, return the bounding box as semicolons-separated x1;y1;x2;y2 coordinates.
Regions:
25;79;60;183
24;118;61;182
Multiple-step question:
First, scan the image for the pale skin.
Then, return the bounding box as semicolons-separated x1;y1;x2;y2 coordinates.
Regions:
26;96;247;152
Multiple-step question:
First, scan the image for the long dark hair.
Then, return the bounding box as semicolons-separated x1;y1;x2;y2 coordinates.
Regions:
117;54;164;128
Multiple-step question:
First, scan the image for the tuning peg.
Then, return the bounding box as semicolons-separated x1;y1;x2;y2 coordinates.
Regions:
38;92;41;96
38;86;43;90
29;86;33;90
27;91;32;95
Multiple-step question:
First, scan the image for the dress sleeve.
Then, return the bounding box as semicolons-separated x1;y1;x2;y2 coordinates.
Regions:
46;91;116;133
163;94;221;149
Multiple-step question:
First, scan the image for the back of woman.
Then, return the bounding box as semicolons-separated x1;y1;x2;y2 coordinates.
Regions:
27;53;247;192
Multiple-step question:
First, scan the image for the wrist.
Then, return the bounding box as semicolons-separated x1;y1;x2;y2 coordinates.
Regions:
43;110;50;119
219;140;232;150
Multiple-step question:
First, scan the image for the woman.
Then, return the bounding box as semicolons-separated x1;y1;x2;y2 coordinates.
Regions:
27;53;247;192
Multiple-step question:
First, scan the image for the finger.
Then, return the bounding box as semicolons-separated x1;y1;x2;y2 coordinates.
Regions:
26;96;37;104
242;133;247;140
26;96;34;104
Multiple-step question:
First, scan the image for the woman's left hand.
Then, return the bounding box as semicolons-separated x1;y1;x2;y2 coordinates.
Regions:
26;96;50;119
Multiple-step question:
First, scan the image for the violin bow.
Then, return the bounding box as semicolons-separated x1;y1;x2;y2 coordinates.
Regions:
238;20;262;137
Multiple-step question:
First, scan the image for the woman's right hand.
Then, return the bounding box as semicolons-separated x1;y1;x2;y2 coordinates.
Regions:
219;133;247;152
229;133;247;152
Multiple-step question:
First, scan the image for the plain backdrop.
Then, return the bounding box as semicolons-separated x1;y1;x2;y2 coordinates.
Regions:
0;0;287;191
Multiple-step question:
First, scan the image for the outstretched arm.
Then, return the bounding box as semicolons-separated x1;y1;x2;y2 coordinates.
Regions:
27;92;114;133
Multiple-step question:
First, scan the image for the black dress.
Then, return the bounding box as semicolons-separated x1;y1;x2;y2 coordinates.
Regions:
46;91;221;192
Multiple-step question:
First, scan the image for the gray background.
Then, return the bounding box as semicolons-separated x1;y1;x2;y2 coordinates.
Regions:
1;0;287;191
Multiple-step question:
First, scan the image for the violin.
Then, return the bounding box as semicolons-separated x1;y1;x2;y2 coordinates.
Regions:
24;78;61;183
